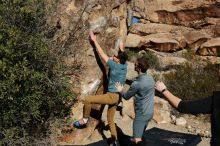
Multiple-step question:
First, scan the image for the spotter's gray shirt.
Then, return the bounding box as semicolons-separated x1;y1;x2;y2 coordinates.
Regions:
120;73;155;116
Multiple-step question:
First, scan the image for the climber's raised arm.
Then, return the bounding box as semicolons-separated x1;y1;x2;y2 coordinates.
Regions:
119;41;124;52
89;31;109;63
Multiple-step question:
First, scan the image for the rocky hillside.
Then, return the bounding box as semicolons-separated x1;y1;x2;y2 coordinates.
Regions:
44;0;220;145
46;0;220;97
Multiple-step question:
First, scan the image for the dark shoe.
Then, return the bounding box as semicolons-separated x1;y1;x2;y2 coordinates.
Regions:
109;140;120;146
73;119;87;129
127;141;136;146
127;138;142;146
135;141;146;146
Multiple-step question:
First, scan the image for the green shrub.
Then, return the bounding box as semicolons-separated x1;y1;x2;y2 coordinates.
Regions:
125;48;160;69
125;48;138;61
0;1;75;145
163;63;219;101
142;51;160;70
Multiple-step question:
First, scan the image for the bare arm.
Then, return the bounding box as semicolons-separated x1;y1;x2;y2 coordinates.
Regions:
119;41;124;52
90;31;109;63
155;81;181;108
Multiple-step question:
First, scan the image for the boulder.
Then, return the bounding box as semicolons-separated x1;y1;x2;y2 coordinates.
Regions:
118;2;128;43
125;33;143;48
153;96;171;124
205;17;220;25
143;33;180;52
141;0;220;28
58;117;99;145
47;0;129;98
200;37;220;48
46;1;129;145
89;15;108;32
71;102;84;121
198;37;220;56
45;0;220;145
129;23;193;35
175;117;187;126
121;95;135;119
158;56;188;68
58;84;106;145
126;32;182;52
184;30;212;45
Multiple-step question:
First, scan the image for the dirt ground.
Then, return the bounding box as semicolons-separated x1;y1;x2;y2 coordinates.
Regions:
83;107;211;146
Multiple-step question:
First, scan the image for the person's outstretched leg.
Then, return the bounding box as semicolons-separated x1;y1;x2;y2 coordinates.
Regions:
74;93;118;128
108;104;120;146
106;93;120;146
83;93;119;117
107;104;117;140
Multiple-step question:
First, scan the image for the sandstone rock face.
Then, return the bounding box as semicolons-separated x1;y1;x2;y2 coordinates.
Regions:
126;32;182;52
59;117;99;145
46;0;129;97
157;56;188;68
142;0;220;26
153;96;172;124
121;98;135;119
126;33;143;48
198;37;220;56
46;1;129;144
126;22;216;52
126;0;220;54
129;23;193;35
47;0;220;97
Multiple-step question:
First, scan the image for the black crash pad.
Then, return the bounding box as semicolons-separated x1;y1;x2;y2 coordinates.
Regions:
86;140;108;146
59;127;202;146
142;127;202;146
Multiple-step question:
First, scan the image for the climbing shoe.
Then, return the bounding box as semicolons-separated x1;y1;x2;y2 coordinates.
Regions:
73;119;87;129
